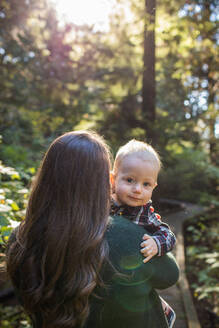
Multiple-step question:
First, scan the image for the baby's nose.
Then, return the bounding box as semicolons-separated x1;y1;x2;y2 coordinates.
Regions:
133;183;141;193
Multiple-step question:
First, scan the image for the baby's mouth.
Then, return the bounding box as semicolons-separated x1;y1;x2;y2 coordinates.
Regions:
128;196;142;201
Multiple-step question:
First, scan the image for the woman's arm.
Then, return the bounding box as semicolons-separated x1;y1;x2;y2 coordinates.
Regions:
145;252;179;289
107;216;179;290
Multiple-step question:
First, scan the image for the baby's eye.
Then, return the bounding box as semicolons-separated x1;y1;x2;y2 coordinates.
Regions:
143;182;149;187
127;178;133;183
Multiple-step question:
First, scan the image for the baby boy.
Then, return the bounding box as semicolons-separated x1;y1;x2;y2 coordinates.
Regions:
110;139;176;328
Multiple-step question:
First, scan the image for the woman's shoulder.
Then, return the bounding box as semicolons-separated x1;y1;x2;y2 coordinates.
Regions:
107;215;146;237
106;215;145;258
104;216;144;277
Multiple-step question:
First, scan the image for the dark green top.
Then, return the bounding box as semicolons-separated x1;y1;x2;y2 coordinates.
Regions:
84;216;179;328
9;215;179;328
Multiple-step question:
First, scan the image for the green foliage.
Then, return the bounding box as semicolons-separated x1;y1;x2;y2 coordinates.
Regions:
0;156;33;326
159;147;219;204
0;0;218;203
0;305;31;328
185;208;219;317
0;160;33;244
0;0;116;166
0;145;30;168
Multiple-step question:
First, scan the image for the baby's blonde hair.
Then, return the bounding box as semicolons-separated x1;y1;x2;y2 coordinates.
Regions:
113;139;161;174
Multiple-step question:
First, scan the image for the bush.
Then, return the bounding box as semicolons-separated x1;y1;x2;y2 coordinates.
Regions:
0;161;33;327
184;208;219;327
0;305;31;327
0;161;34;245
159;148;219;205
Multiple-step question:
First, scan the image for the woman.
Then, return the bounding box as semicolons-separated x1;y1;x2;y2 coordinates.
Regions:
7;130;179;328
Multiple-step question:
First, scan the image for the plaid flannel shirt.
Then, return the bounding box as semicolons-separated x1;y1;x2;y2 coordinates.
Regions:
110;200;176;256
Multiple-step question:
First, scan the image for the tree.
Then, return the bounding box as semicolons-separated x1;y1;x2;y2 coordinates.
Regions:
142;0;156;142
181;0;219;165
157;0;218;163
0;0;115;164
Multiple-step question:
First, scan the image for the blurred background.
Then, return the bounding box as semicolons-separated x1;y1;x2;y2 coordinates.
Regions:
0;0;218;327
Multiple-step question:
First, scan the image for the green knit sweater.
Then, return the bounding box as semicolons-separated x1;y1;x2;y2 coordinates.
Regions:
9;215;179;328
84;215;179;328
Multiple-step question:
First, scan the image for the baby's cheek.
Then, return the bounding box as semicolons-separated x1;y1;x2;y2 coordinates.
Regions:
117;184;126;195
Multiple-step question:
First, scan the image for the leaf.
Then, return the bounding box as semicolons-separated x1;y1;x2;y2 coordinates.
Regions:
206;258;217;264
186;245;200;256
211;262;219;269
204;286;219;293
187;226;196;232
198;292;208;300
28;167;36;175
0;164;20;178
17;188;29;194
0;204;11;212
1;225;12;233
11;202;20;211
11;173;21;180
197;252;219;259
0;216;10;226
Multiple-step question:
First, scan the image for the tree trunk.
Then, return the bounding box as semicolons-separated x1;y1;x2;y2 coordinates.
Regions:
204;1;218;165
142;0;156;142
207;75;218;165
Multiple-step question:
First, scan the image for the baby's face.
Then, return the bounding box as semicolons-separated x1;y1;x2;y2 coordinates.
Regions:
112;154;158;207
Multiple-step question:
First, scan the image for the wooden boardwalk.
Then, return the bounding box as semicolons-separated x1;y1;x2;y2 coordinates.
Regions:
158;203;205;328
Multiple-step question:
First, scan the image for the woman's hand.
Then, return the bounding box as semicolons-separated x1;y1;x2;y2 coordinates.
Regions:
140;234;158;263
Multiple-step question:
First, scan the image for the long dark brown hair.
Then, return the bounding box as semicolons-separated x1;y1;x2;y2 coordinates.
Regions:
7;130;111;328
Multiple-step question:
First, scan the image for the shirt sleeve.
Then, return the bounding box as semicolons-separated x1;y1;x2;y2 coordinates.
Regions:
144;205;176;256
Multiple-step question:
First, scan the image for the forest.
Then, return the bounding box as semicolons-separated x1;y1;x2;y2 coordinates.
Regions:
0;0;218;327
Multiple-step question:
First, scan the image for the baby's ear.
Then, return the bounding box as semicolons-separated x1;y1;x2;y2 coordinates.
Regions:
110;171;115;187
154;182;158;189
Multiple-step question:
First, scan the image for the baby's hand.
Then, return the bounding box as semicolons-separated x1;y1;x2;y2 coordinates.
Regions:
140;234;158;263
